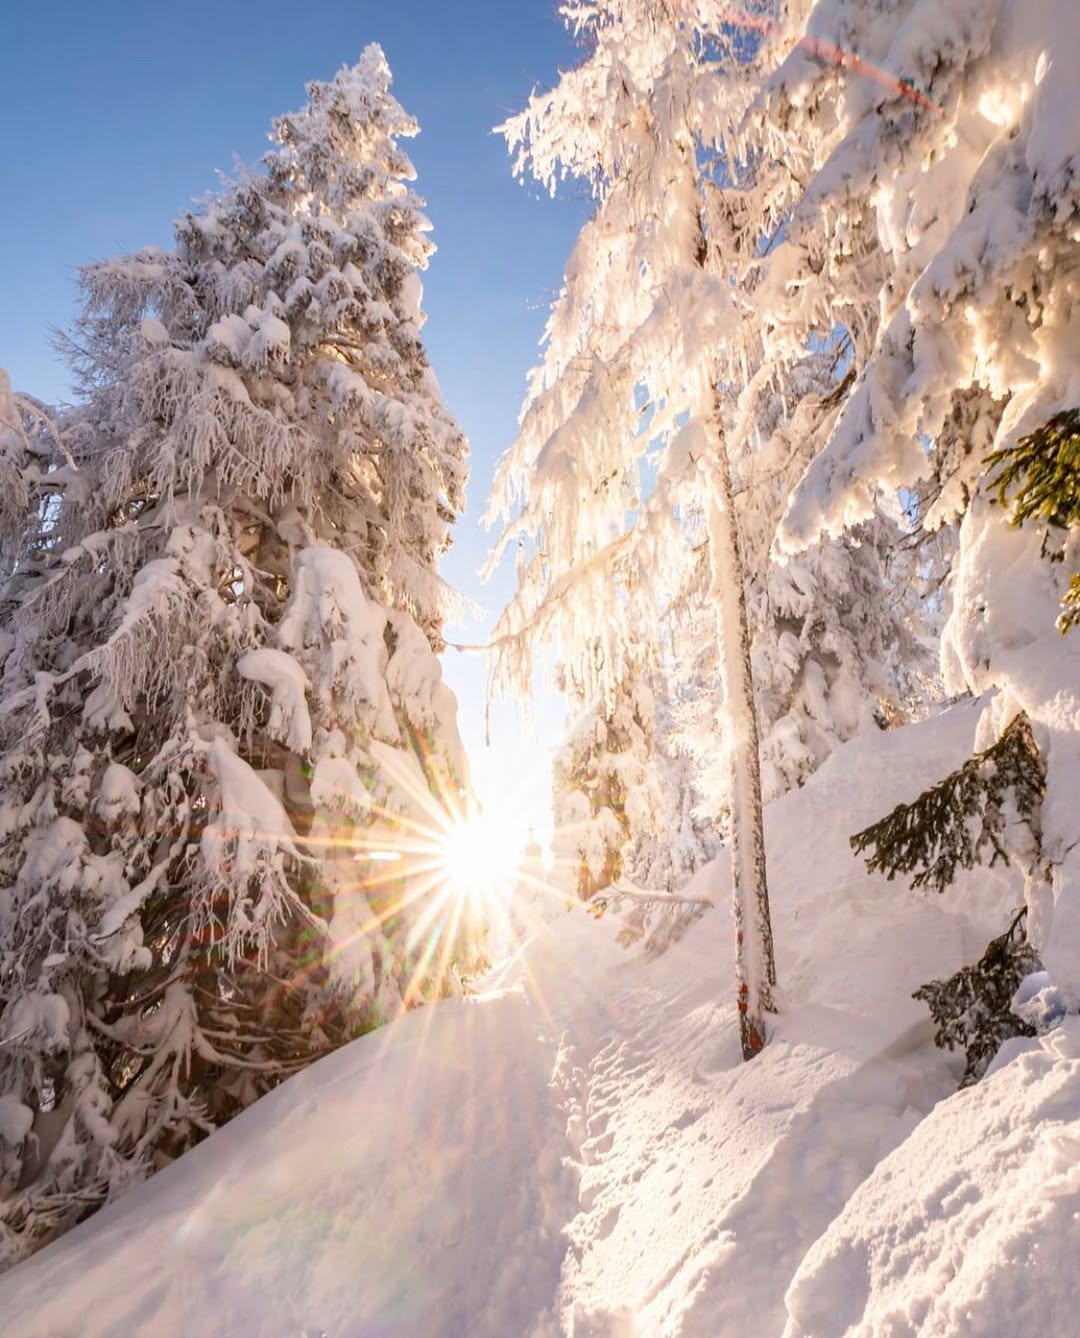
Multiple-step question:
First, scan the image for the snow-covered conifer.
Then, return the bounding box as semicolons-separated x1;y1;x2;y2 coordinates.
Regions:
0;48;478;1264
0;374;82;570
771;0;1080;995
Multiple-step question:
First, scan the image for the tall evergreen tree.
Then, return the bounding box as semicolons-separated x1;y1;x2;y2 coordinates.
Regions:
488;0;933;1054
0;48;479;1265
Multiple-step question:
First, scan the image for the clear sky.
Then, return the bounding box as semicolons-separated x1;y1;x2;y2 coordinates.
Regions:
1;0;587;829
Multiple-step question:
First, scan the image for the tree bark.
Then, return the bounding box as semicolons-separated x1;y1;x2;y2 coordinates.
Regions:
702;408;777;1059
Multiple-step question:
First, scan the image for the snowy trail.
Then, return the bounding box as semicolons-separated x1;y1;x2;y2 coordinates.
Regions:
527;705;1007;1336
666;1019;956;1337
539;949;957;1336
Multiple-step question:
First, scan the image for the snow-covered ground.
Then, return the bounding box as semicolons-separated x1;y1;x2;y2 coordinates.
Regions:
2;702;1077;1337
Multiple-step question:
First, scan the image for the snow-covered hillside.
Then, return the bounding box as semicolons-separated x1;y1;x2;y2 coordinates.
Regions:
1;702;1077;1338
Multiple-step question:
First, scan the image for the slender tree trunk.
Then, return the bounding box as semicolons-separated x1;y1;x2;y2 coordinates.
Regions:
702;408;777;1059
686;185;776;1054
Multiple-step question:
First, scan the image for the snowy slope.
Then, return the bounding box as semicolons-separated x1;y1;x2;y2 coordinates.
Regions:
783;1021;1080;1338
1;702;1076;1338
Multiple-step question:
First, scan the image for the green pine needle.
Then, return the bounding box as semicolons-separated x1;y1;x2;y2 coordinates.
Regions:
986;409;1080;634
987;408;1080;531
914;908;1040;1086
850;713;1045;894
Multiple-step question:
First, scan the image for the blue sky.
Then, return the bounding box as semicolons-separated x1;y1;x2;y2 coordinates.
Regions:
1;0;588;822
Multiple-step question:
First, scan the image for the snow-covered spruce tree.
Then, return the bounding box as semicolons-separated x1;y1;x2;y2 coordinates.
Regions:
773;0;1080;992
663;2;950;813
490;1;936;1054
552;654;716;953
0;48;479;1265
625;687;715;903
552;687;645;905
486;0;786;1057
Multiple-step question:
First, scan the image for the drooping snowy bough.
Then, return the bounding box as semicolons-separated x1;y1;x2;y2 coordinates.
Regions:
0;48;479;1265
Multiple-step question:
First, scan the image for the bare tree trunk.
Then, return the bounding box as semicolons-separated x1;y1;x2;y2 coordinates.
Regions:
702;408;777;1059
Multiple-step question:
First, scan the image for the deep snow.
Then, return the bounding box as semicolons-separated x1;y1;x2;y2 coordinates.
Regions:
1;701;1077;1337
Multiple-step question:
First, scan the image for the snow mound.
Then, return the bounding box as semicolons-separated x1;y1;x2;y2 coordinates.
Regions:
784;1022;1080;1338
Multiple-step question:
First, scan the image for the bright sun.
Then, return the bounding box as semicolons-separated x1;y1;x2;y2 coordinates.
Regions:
438;810;523;907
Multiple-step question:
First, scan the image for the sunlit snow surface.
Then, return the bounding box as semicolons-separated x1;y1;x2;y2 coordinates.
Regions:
2;704;1078;1337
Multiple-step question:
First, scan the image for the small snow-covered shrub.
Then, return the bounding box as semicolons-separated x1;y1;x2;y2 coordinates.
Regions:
914;910;1042;1086
853;714;1053;1083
